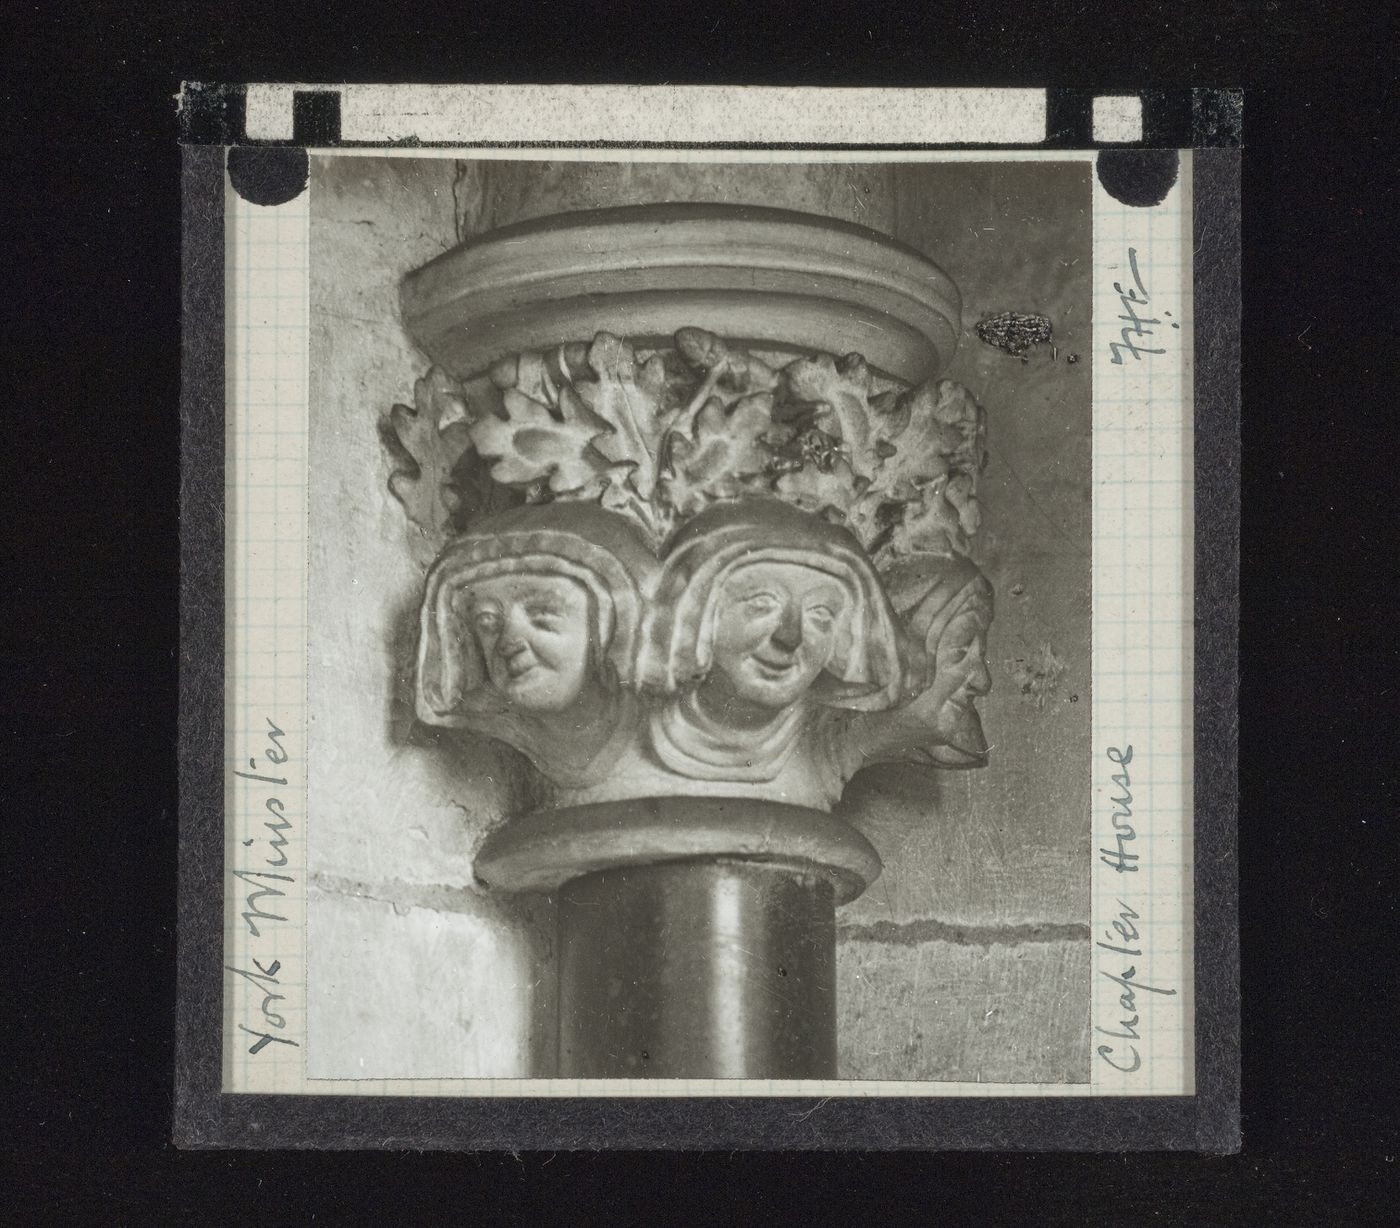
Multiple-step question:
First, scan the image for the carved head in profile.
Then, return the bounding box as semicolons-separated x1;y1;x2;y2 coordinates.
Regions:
416;504;654;726
642;500;912;725
886;555;995;766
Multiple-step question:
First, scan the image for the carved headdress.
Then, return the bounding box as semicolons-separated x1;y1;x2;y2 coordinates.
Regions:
416;503;655;724
882;553;994;659
639;499;917;711
871;552;995;767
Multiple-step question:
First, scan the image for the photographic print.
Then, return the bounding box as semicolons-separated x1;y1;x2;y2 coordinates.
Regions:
180;85;1237;1147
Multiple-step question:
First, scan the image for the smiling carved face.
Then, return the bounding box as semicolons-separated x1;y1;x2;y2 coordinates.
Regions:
702;562;848;716
466;574;592;712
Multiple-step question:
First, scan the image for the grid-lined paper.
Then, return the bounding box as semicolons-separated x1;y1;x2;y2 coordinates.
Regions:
1089;155;1195;1095
222;172;310;1093
221;147;1194;1097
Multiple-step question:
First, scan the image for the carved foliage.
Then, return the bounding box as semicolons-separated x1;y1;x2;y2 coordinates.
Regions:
380;367;523;543
385;328;987;561
379;367;473;538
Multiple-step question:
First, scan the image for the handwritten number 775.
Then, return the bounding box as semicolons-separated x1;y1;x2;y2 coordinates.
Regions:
1109;248;1169;365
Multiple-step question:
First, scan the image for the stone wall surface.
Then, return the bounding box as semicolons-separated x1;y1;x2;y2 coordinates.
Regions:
305;156;555;1078
451;159;899;238
843;160;1093;929
844;161;1093;1080
305;154;1091;1082
838;936;1091;1083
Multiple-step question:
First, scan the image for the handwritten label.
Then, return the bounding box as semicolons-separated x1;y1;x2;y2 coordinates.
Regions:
1108;248;1180;365
1095;745;1176;1074
227;717;300;1056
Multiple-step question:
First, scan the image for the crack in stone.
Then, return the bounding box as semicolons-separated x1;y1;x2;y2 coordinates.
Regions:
311;872;1087;948
838;918;1089;947
309;871;488;918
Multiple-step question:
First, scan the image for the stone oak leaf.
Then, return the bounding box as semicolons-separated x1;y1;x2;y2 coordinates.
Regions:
946;471;982;540
862;378;985;504
767;352;910;549
885;472;980;559
774;454;870;528
379;366;474;537
898;379;987;479
669;328;782;457
469;381;621;496
863;379;988;557
488;342;593;412
388;335;990;557
660;393;776;518
575;332;671;497
505;348;566;407
589;465;652;509
781;352;883;477
570;462;664;544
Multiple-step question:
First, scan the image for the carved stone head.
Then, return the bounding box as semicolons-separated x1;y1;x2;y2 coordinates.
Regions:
641;500;913;717
460;571;594;712
416;504;654;726
704;559;851;716
885;555;995;766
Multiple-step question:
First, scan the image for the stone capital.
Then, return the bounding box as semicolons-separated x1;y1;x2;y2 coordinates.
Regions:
384;203;996;892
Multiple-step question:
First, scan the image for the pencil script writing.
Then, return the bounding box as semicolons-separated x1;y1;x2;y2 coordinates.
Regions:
1108;248;1179;364
1095;745;1177;1074
227;716;300;1056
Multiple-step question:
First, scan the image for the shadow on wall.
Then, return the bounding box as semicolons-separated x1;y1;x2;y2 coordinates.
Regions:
390;582;563;1075
306;154;558;1079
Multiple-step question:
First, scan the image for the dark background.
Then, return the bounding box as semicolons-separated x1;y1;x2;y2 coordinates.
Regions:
6;0;1394;1222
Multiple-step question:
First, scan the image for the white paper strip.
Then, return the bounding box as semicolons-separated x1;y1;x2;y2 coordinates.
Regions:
230;84;1045;145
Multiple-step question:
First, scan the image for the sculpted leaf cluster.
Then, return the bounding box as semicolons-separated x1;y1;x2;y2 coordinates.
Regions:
383;329;987;561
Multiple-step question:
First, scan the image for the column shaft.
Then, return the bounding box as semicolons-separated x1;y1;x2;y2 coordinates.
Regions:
557;859;837;1079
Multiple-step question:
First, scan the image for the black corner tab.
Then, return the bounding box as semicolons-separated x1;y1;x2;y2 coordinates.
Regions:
293;91;342;147
180;82;247;145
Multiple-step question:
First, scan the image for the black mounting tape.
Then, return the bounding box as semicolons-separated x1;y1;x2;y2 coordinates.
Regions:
1045;89;1095;148
1096;148;1181;207
1045;88;1241;149
179;85;342;147
180;82;247;145
226;147;310;206
292;90;341;146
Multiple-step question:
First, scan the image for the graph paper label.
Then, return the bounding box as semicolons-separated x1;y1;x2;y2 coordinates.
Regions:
223;177;310;1091
1089;160;1195;1094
